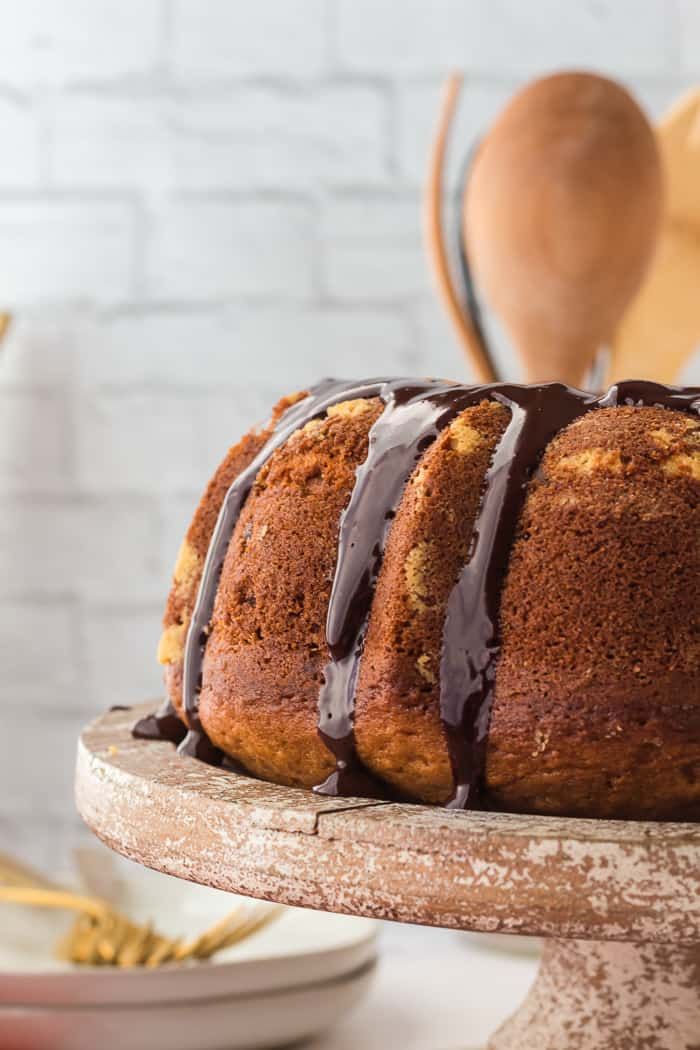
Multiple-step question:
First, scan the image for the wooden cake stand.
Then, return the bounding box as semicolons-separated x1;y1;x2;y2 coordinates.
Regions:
76;704;700;1049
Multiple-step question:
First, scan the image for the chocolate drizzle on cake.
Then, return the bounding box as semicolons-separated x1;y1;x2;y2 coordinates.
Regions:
439;386;594;806
132;698;186;745
318;382;591;803
317;379;456;797
177;378;399;761
137;377;699;808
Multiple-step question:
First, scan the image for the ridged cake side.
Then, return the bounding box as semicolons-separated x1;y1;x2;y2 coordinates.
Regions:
489;405;700;819
354;399;510;803
160;392;303;722
198;397;383;788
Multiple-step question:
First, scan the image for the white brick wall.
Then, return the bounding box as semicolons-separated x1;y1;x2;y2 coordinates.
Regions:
0;201;136;306
144;198;315;300
0;97;42;188
320;192;425;301
171;0;328;80
0;496;163;601
169;87;390;190
0;1;162;87
335;0;678;76
0;0;698;870
51;96;173;191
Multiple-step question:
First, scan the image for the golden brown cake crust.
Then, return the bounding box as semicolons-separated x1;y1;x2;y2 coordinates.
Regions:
355;400;510;803
161;392;305;723
199;398;384;788
159;393;700;820
488;405;700;820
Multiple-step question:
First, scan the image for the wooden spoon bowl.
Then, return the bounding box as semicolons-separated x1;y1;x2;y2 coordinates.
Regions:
464;72;663;386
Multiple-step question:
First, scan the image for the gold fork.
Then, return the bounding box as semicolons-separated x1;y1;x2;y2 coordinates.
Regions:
0;853;280;967
0;852;176;965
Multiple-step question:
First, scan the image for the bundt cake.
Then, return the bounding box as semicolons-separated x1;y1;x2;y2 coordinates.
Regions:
136;378;700;821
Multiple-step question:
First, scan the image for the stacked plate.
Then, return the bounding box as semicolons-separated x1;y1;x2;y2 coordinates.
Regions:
0;867;377;1050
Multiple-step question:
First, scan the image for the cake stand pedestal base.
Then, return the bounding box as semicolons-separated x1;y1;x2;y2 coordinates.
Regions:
490;939;700;1050
75;705;700;1050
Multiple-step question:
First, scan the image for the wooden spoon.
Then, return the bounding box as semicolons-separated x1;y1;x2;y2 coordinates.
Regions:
425;74;498;383
463;72;663;387
607;88;700;384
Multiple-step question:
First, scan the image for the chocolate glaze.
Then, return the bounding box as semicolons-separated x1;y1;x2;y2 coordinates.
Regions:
316;378;511;795
318;381;590;802
178;379;399;752
439;385;593;806
132;699;186;745
137;377;699;807
317;379;454;797
178;727;225;764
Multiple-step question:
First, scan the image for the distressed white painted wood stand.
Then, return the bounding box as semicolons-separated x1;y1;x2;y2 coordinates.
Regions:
76;704;700;1050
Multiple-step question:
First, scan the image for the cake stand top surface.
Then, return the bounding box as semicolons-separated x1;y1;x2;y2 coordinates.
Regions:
75;704;700;945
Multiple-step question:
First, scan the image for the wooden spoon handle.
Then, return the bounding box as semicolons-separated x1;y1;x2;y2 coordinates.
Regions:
424;74;498;384
607;88;700;385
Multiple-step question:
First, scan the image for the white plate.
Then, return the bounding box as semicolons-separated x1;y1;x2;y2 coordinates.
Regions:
0;961;376;1050
0;865;377;1006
